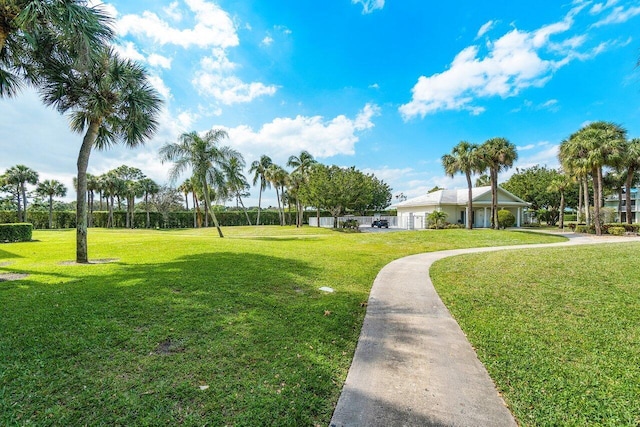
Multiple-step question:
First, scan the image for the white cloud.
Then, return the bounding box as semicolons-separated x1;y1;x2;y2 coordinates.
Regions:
593;5;640;26
147;75;172;100
369;83;380;89
193;49;277;104
352;0;385;14
148;53;172;69
220;103;381;163
398;5;609;120
113;41;145;62
590;0;619;15
261;35;274;46
476;20;496;39
163;1;183;21
117;0;238;49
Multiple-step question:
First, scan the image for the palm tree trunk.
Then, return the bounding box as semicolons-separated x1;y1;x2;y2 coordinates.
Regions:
237;192;252;225
316;208;320;228
76;120;100;263
192;193;198;227
465;172;473;230
15;185;22;223
594;168;603;235
48;195;54;229
88;190;93;227
256;187;263;226
491;168;498;229
626;168;634;224
275;187;282;226
583;177;590;227
21;183;28;223
201;180;223;237
558;192;565;229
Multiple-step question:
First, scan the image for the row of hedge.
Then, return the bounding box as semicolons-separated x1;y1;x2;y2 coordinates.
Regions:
566;222;640;235
0;210;397;229
0;223;32;243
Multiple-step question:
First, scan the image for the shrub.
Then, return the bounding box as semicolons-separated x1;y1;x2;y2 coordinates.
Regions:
575;225;595;234
564;214;577;222
497;209;515;229
602;223;639;234
443;223;464;229
0;223;32;242
608;226;626;236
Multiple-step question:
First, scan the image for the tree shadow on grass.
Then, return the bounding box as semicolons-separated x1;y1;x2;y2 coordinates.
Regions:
0;251;365;426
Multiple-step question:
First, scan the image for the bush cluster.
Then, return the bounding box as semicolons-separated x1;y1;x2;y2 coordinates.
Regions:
0;223;33;242
569;222;638;235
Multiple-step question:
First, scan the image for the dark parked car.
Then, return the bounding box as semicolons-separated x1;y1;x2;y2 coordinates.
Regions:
371;219;389;228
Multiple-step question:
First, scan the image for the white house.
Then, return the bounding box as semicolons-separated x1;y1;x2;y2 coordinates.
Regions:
395;186;530;229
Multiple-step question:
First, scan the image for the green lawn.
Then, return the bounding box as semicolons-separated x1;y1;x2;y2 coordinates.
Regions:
431;243;640;427
0;227;563;426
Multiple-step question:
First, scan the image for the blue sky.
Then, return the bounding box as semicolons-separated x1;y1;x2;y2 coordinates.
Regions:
2;0;640;206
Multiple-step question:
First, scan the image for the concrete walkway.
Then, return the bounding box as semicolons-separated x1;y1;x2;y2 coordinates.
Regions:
330;232;640;427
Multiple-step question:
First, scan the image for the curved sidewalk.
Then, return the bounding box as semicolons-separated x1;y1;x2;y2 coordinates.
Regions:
330;233;640;427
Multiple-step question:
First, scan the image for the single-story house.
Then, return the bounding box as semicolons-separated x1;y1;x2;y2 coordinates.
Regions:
395;186;530;229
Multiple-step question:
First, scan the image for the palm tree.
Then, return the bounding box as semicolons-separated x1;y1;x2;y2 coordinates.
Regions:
4;164;38;222
560;122;626;235
86;173;100;227
475;174;491;187
442;141;483;229
480;138;518;229
40;48;162;262
139;178;159;228
266;164;288;226
623;138;640;224
287;150;317;227
547;173;573;230
35;179;66;229
249;155;273;226
160;129;230;238
0;0;113;97
222;152;252;225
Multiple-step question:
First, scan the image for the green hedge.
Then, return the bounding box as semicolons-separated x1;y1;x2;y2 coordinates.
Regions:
0;223;33;242
0;209;397;229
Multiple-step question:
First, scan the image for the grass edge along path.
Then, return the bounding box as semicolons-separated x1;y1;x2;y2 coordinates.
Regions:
1;227;564;426
431;242;640;427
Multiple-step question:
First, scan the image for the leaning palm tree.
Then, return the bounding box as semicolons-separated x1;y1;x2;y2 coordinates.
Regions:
1;0;113;97
442;141;483;229
160;129;230;238
4;164;38;222
35;179;66;229
40;48;162;262
249;155;273;226
480;138;518;229
287;151;317;227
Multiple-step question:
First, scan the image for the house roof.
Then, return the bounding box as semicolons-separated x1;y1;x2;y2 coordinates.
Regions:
396;186;529;208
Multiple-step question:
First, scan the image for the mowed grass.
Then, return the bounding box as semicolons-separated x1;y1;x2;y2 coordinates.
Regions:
431;243;640;427
0;227;563;426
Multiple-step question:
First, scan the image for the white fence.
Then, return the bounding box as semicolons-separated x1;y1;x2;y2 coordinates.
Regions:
308;216;398;228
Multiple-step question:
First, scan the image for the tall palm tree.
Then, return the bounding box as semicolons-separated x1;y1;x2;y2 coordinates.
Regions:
222;152;252;225
480;138;518;229
623;138;640;224
0;0;113;97
287;150;317;227
35;179;66;229
4;164;38;222
86;173;100;227
41;48;162;262
160;129;230;238
139;178;159;228
442;141;483;229
249;155;272;226
177;179;191;211
561;122;626;235
559;135;591;226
